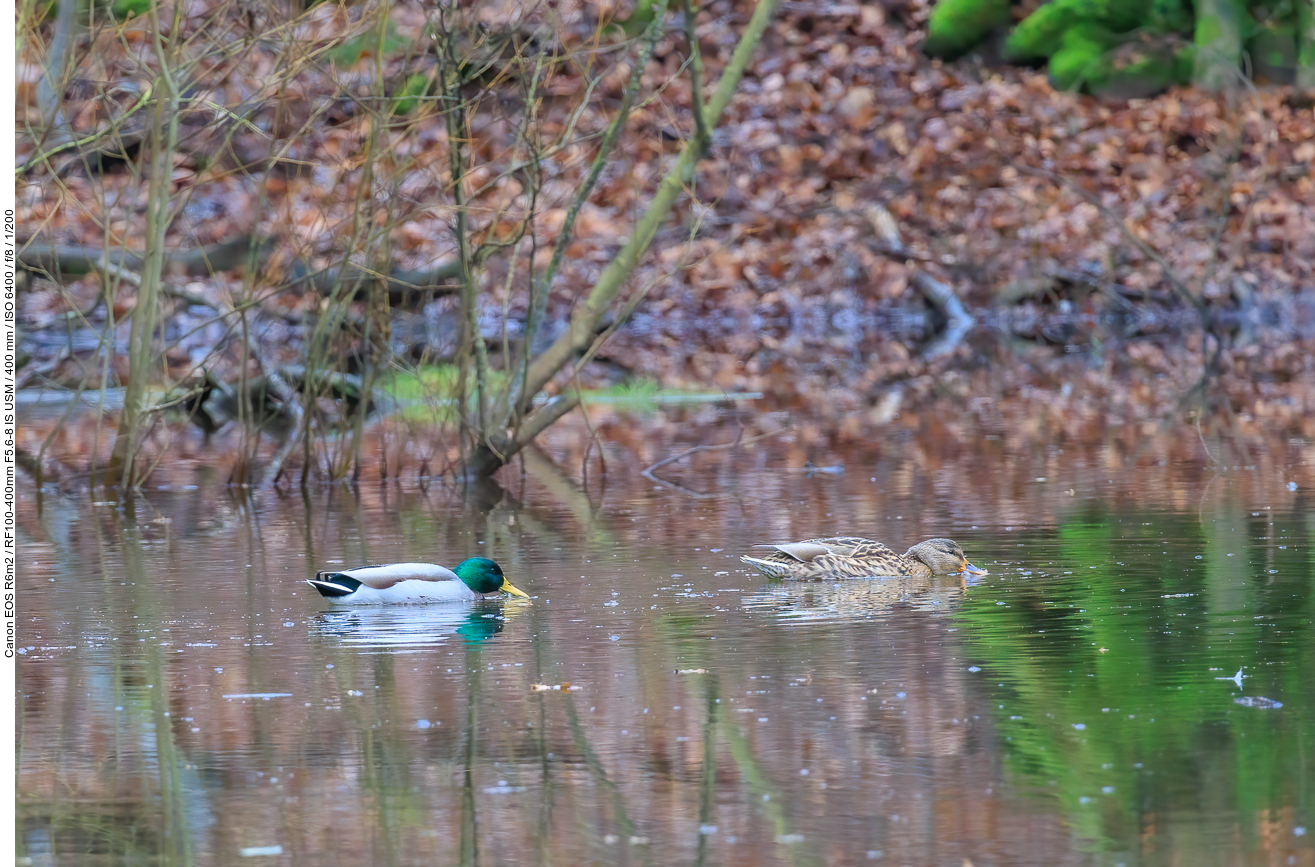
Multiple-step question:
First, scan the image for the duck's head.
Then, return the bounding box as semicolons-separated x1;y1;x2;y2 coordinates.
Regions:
904;539;987;576
454;557;530;597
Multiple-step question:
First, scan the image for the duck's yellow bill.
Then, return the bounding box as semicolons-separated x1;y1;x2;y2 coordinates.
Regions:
501;579;530;598
962;561;988;576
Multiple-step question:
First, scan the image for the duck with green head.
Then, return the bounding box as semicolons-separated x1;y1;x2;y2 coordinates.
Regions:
307;558;529;604
741;537;986;581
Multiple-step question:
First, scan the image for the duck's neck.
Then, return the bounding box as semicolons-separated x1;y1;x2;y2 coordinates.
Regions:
902;557;933;580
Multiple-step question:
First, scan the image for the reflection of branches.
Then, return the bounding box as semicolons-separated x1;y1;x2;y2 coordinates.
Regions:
1012;164;1204;318
694;677;719;867
461;661;481;867
641;428;787;498
721;718;811;867
560;696;652;862
1014;162;1238;453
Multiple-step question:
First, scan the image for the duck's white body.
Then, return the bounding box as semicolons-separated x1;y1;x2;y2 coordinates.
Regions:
308;563;501;605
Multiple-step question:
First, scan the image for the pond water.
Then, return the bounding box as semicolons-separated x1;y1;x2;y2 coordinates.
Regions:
16;432;1315;867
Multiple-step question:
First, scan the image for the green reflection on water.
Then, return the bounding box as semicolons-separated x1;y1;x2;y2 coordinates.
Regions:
956;504;1315;855
19;512;202;867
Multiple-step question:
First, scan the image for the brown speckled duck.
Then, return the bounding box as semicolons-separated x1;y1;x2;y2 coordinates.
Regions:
740;537;986;581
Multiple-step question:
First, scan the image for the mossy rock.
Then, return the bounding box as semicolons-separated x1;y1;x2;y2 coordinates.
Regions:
1088;37;1194;97
1150;0;1194;33
924;0;1012;58
1048;24;1119;88
1050;29;1194;96
1247;21;1297;83
1005;0;1151;61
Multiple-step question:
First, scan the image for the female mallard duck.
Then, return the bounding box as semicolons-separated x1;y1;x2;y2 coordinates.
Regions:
307;558;529;604
741;537;986;581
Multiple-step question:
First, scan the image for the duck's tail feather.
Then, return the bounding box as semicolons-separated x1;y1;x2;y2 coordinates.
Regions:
740;555;791;580
306;573;363;598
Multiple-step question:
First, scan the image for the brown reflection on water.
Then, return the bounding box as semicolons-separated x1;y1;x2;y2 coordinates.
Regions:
16;429;1315;866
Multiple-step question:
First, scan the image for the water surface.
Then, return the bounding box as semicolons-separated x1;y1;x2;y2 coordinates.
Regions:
17;437;1315;866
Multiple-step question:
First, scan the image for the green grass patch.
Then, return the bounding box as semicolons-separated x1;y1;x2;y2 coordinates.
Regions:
379;366;730;423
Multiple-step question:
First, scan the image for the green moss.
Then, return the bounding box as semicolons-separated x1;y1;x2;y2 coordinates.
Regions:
111;0;150;19
1048;25;1117;89
380;366;716;423
1048;28;1195;96
924;0;1012;58
1151;0;1194;33
1005;0;1154;61
1248;20;1298;82
1088;39;1195;97
328;22;409;68
391;73;431;116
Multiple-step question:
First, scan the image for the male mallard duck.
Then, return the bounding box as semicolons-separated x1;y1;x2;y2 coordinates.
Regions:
741;537;986;581
306;558;529;604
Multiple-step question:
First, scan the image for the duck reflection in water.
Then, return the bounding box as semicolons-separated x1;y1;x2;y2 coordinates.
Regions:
309;603;512;652
742;571;977;623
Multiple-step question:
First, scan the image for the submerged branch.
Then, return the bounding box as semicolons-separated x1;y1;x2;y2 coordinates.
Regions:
640;428;787;497
911;271;975;361
1013;164;1205;318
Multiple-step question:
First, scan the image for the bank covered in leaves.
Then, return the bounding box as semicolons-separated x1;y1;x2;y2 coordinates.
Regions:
15;0;1315;487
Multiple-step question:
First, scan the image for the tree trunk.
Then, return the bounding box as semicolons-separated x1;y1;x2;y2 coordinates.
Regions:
102;21;181;491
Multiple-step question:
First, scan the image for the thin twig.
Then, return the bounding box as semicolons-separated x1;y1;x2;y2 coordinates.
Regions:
641;428;788;496
1012;163;1204;317
681;0;710;155
510;2;669;421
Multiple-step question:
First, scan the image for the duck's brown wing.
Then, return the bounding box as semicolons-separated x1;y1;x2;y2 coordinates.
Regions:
753;541;838;563
805;552;906;579
792;537;896;560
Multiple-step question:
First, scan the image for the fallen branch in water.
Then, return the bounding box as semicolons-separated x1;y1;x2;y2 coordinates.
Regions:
641;428;788;498
862;204;975;361
1011;163;1204;317
19;235;274;278
911;271;975;361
